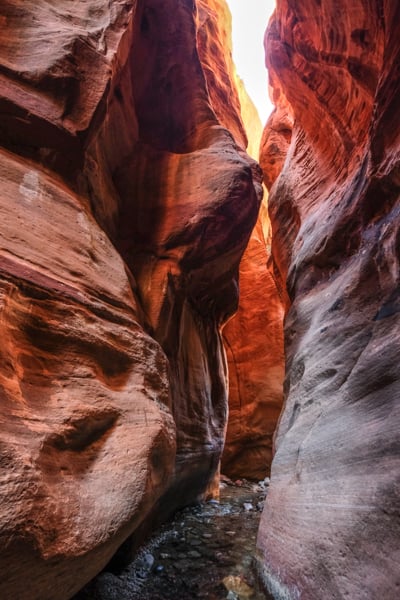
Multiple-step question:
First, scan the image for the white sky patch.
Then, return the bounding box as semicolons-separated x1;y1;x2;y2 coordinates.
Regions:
226;0;276;125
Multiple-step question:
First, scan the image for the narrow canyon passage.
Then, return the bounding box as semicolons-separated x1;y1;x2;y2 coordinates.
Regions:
0;1;399;600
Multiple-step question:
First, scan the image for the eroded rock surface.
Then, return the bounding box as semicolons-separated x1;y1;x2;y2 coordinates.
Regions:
0;0;261;597
222;212;284;481
83;0;262;506
258;1;400;598
0;147;176;600
211;3;285;482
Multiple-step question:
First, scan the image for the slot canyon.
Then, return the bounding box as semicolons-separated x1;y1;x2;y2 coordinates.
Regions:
0;0;398;598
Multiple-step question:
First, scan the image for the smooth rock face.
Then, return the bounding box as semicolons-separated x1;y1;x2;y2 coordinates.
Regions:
258;1;400;598
222;214;285;481
222;98;285;481
0;148;176;600
0;0;261;597
84;0;262;502
207;3;285;482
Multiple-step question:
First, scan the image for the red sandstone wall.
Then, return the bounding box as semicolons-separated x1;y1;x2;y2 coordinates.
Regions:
84;0;263;508
0;0;261;597
197;0;285;481
258;1;400;598
221;85;285;481
222;211;285;480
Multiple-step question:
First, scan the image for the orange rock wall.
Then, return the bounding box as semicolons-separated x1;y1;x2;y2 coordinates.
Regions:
197;0;285;482
258;1;400;598
0;0;262;597
84;0;263;507
221;79;285;480
222;212;285;480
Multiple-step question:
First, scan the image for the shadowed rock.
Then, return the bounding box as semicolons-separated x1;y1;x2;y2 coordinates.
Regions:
258;1;400;598
0;0;262;597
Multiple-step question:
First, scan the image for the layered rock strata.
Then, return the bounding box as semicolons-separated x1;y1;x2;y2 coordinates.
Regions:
0;147;176;600
0;0;261;597
258;1;400;598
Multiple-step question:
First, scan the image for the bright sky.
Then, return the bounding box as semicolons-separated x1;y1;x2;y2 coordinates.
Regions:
226;0;276;125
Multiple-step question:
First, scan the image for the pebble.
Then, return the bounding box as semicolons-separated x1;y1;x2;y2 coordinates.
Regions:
189;539;202;546
187;550;202;558
223;575;255;599
141;553;154;570
174;559;191;571
75;477;270;600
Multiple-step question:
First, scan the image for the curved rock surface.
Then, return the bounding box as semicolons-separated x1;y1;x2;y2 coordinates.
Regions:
0;0;261;597
258;1;400;598
85;0;262;505
0;147;176;600
221;89;285;481
200;1;285;482
222;211;285;481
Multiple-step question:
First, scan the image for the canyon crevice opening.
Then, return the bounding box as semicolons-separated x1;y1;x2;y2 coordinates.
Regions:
0;1;399;599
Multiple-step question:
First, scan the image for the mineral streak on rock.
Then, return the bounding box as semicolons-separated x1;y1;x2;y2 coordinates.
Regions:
0;0;262;597
257;1;400;598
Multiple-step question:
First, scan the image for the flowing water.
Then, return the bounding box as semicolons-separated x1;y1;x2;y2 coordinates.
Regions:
75;478;273;600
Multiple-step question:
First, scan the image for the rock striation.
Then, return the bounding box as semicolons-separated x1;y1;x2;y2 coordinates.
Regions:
258;1;400;598
0;0;262;598
0;147;177;600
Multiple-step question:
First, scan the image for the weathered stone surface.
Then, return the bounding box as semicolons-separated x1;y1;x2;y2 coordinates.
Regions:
83;0;262;506
259;91;293;197
0;147;176;600
221;89;285;481
222;213;285;481
257;1;400;598
197;0;248;149
217;7;285;481
0;0;261;597
198;0;283;479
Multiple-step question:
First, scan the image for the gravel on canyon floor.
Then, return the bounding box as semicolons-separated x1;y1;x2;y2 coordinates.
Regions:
75;477;273;600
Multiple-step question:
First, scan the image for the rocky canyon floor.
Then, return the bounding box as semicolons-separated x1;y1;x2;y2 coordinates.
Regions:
74;479;272;600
